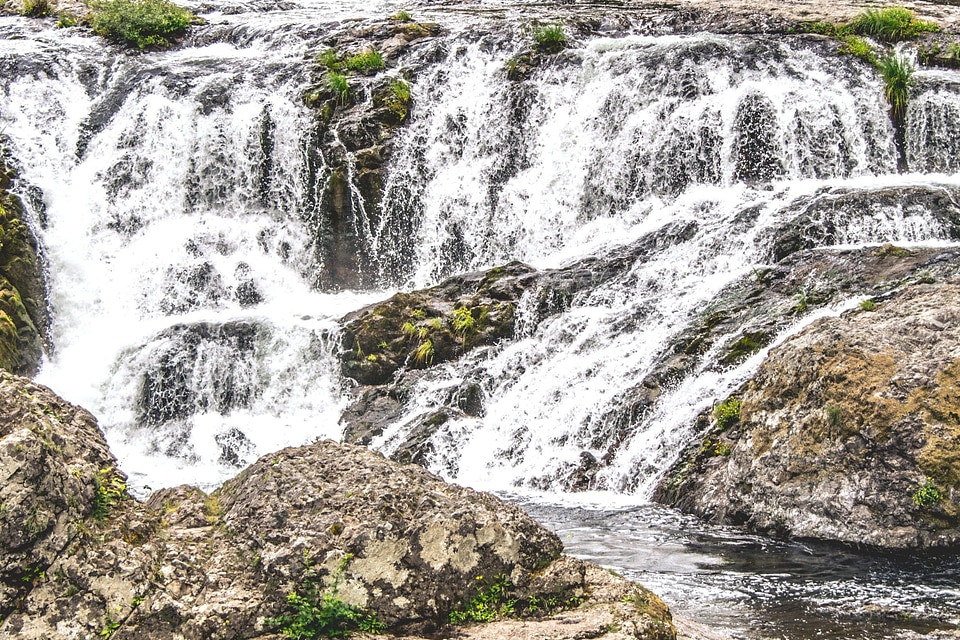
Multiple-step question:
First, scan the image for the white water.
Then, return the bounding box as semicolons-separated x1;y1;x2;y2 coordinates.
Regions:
2;7;960;500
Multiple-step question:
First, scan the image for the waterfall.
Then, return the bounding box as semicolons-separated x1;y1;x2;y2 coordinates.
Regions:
2;9;960;498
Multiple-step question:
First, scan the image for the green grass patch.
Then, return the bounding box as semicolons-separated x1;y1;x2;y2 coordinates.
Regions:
327;71;349;103
838;35;876;65
852;7;938;42
390;9;412;22
859;299;877;311
20;0;52;18
449;574;516;624
533;24;566;54
88;0;193;49
878;53;914;121
912;478;943;507
345;50;385;73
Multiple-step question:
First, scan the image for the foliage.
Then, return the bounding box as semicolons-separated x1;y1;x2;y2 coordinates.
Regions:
533;24;566;54
20;0;51;18
912;478;943;507
878;53;914;121
451;307;476;343
390;10;412;22
712;397;741;431
383;78;412;121
91;468;127;522
825;404;842;428
838;35;876;65
327;72;349;103
88;0;193;49
859;299;876;311
345;50;385;73
852;7;938;42
952;42;960;60
701;437;731;457
413;339;434;365
796;21;848;37
449;574;516;625
318;49;342;71
99;614;121;639
266;555;384;638
56;11;79;27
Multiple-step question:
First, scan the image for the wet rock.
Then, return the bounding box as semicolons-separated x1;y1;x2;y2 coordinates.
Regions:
0;373;676;639
0;149;48;375
657;281;960;548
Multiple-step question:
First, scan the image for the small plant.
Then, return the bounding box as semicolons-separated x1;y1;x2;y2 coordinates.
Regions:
365;354;377;362
88;0;194;49
451;307;477;344
20;0;51;17
449;574;517;624
384;78;412;121
327;71;349;103
713;397;741;431
376;340;388;350
878;53;914;122
797;21;847;37
56;11;79;27
859;299;876;311
794;291;809;314
266;555;384;638
410;308;427;320
345;50;385;74
401;321;417;337
951;42;960;60
912;478;943;507
390;9;412;22
91;468;127;522
413;339;434;365
99;614;122;639
839;35;876;65
825;404;843;428
318;49;342;71
852;7;938;42
533;24;567;54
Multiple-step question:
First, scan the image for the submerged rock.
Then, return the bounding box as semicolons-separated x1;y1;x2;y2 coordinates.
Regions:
0;372;676;639
657;281;960;548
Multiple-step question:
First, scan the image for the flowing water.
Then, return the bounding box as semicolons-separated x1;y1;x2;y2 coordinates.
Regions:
2;2;960;637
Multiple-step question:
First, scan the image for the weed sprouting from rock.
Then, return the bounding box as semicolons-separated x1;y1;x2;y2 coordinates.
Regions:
449;574;516;624
912;478;943;507
88;0;194;49
91;468;127;522
878;53;914;123
852;7;938;42
266;554;385;638
712;397;741;431
533;24;566;54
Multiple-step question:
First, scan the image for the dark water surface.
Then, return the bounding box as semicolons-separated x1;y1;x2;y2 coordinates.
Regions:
517;500;960;639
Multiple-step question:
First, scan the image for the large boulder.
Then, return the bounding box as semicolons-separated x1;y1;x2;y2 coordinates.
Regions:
0;373;676;639
657;280;960;548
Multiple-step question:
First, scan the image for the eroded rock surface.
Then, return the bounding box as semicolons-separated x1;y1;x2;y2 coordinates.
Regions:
0;372;675;639
657;281;960;548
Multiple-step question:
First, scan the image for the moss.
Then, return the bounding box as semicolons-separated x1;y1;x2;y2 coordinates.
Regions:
874;243;913;258
720;330;771;366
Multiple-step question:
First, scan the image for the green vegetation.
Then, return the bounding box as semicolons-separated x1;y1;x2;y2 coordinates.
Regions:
701;437;731;457
345;50;385;73
20;0;51;18
266;555;385;638
413;339;434;365
327;72;349;103
859;299;877;311
451;307;477;344
88;0;193;49
533;24;567;54
99;613;122;639
56;12;79;27
912;478;943;507
852;7;938;42
838;35;876;65
449;574;516;624
91;468;127;522
384;78;412;121
390;9;412;22
878;53;914;122
952;42;960;60
825;404;842;428
712;397;741;431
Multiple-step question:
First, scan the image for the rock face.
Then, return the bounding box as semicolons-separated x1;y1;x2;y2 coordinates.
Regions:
0;151;48;375
657;281;960;548
0;372;676;639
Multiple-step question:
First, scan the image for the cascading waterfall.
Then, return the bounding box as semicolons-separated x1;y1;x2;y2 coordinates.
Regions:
5;5;960;637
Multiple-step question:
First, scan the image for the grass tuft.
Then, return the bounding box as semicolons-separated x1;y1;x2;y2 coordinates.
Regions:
838;35;876;65
390;9;412;22
878;53;914;121
852;7;938;42
88;0;193;49
345;50;385;74
533;24;566;54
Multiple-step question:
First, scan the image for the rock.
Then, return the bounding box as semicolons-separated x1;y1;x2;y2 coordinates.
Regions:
0;373;675;639
656;281;960;548
0;149;48;376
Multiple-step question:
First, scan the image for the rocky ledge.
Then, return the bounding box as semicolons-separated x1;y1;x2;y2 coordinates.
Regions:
657;280;960;548
0;371;676;639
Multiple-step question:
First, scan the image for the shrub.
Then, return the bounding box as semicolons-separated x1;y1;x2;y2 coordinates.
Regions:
56;11;79;27
912;478;943;507
852;7;938;42
318;49;342;71
449;574;516;625
878;53;914;121
712;397;741;431
88;0;193;49
20;0;51;17
533;24;566;54
344;50;385;74
390;10;412;22
859;299;876;311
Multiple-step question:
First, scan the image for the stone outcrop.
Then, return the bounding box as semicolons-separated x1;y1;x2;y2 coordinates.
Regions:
0;372;676;639
656;281;960;548
0;150;47;376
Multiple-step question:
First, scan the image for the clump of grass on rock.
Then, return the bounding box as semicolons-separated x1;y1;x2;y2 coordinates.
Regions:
88;0;194;50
